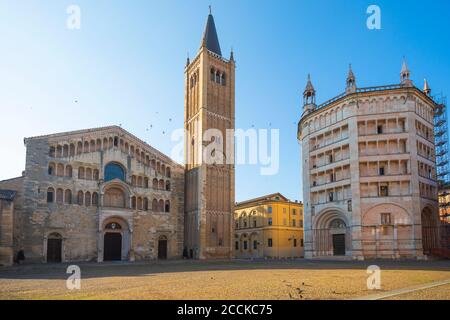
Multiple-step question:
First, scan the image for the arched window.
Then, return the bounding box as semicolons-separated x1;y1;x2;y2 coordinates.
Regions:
137;176;143;187
78;167;85;179
137;197;143;210
47;187;55;203
48;163;55;176
159;179;164;190
56;145;62;157
104;162;125;182
131;175;137;186
64;189;72;204
85;168;92;180
77;191;84;206
165;200;170;213
85;192;91;207
69;144;75;156
49;146;55;158
63;145;69;157
152;178;158;189
92;192;99;206
144;198;149;211
210;67;215;81
83;141;89;153
93;169;99;181
76;142;82;155
57;164;64;177
215;71;220;83
56;188;64;204
132;196;137;210
221;73;226;86
152;199;158;211
144;177;149;188
65;165;72;178
166;167;171;178
166;181;171;191
158;199;164;212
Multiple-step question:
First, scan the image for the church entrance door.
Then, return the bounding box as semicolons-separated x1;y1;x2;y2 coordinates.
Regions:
332;234;346;256
104;233;122;261
158;237;168;259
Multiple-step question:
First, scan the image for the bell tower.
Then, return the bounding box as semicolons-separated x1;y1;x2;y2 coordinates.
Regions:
184;9;235;259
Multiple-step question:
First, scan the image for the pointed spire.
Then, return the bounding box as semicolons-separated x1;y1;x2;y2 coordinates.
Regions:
200;7;222;56
186;52;190;67
230;47;234;61
346;64;356;93
424;78;431;96
304;74;315;94
401;58;409;73
400;58;412;86
303;74;316;111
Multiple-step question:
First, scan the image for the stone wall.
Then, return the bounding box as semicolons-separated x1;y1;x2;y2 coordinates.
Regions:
0;199;14;266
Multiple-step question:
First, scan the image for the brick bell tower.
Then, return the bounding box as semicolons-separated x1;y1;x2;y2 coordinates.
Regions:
184;9;235;259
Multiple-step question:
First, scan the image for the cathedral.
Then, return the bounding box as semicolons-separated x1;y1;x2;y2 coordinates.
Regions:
0;12;235;265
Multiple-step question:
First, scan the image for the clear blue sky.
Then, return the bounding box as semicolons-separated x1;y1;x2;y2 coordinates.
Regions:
0;0;449;202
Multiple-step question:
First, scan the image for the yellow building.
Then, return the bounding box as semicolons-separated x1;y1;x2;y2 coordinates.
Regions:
234;193;304;259
438;188;450;223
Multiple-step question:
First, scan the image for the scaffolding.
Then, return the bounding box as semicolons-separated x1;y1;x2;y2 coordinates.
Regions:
434;94;450;222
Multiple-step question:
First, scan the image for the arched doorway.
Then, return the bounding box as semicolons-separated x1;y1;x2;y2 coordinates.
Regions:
104;222;123;261
421;207;438;255
158;236;168;260
47;233;62;263
313;209;350;257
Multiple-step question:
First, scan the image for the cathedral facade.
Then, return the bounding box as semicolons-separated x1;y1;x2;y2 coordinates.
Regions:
0;12;234;265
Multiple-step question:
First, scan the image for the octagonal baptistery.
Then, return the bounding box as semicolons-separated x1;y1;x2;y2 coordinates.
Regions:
297;62;440;260
16;125;184;263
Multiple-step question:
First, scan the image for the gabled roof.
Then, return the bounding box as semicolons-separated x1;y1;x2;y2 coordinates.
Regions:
236;193;297;207
0;189;16;201
23;125;184;169
201;13;222;56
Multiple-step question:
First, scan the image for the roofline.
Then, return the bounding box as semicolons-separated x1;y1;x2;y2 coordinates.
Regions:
0;176;24;184
23;125;184;169
235;192;303;207
299;84;436;126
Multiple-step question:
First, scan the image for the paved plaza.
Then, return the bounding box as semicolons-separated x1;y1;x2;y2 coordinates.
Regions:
0;259;449;300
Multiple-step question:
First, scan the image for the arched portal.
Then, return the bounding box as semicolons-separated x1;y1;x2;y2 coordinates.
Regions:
313;209;350;257
102;219;129;261
158;235;168;260
47;233;62;263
